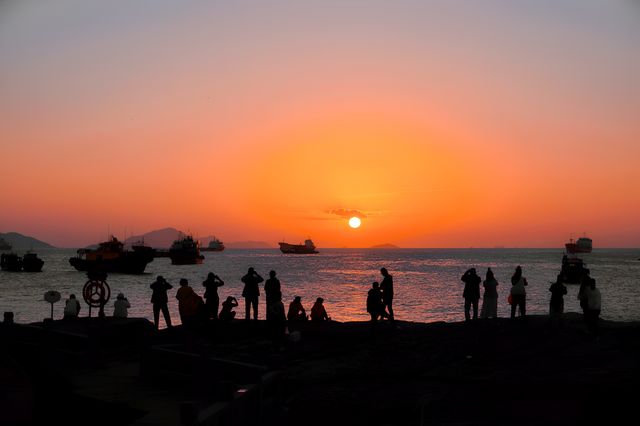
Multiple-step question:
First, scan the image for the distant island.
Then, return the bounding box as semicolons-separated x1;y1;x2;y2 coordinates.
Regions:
0;232;56;250
370;243;400;249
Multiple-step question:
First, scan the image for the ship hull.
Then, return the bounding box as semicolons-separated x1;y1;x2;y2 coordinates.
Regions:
278;243;318;254
201;247;224;252
22;257;44;272
169;253;205;265
69;255;152;274
565;243;592;254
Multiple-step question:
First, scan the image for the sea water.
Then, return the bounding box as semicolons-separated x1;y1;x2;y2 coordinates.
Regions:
1;248;639;325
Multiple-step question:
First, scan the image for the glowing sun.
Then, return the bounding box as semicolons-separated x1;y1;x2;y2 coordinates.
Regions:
348;216;362;229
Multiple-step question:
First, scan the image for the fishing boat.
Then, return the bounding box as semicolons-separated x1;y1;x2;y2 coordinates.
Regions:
565;236;592;254
169;235;205;265
69;236;154;274
279;239;319;254
1;253;22;271
22;252;44;272
201;237;225;252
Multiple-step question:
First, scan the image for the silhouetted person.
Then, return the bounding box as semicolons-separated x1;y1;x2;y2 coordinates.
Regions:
461;268;481;321
577;271;592;319
219;296;238;321
380;267;395;324
287;296;308;322
480;268;499;319
310;297;329;322
241;267;263;320
367;282;387;322
203;272;224;320
549;274;568;326
264;270;282;320
150;275;173;329
510;266;528;319
267;299;287;343
113;293;130;318
176;278;201;327
63;294;81;319
585;278;602;336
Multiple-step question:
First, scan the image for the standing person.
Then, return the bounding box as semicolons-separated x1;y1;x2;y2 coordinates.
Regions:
549;274;568;326
176;278;201;327
480;268;499;319
461;268;482;321
577;271;591;321
219;296;238;321
510;266;528;319
267;298;287;344
264;270;282;320
113;293;130;318
310;297;330;322
241;267;263;321
380;267;395;324
150;275;173;329
202;272;224;320
367;282;387;323
63;294;81;319
585;278;602;336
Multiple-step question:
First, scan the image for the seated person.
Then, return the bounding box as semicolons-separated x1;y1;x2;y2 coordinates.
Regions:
113;293;131;318
310;297;330;322
63;294;81;319
287;296;308;321
219;296;238;321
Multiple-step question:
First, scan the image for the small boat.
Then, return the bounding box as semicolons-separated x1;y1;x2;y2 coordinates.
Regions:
169;235;205;265
279;239;319;254
201;237;225;252
69;236;154;274
0;238;12;251
565;236;592;254
559;254;589;284
22;252;44;272
1;253;22;271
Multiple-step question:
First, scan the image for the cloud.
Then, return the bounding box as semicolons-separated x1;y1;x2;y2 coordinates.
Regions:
328;209;367;219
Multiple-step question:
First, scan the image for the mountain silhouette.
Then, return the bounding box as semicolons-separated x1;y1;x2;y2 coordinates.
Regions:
0;232;56;249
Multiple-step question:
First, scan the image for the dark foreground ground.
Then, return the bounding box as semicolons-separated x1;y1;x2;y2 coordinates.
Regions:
1;314;639;426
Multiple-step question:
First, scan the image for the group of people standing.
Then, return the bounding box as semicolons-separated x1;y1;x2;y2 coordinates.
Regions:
147;268;333;330
460;265;602;333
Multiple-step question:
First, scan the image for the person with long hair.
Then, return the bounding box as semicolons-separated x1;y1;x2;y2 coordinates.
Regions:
510;266;528;319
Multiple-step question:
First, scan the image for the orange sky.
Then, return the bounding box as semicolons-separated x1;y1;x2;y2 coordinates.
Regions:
1;1;639;247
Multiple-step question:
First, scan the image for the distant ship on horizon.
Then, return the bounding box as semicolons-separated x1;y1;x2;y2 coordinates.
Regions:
201;237;225;252
169;234;205;264
565;236;592;254
279;239;319;254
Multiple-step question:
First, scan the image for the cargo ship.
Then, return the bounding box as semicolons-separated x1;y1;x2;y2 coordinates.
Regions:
201;237;225;252
565;237;592;254
279;239;319;254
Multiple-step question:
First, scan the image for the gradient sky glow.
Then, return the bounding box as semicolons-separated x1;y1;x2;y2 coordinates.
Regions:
1;1;639;248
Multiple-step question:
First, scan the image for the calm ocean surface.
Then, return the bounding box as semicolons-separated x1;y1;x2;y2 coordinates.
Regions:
1;248;639;326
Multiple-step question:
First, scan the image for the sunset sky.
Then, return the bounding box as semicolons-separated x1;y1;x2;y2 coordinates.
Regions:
1;1;639;248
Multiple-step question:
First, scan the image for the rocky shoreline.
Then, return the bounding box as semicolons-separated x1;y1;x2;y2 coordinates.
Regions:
1;314;639;425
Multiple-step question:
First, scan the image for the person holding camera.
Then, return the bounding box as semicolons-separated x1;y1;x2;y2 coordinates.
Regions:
241;267;263;320
203;272;225;320
219;296;238;321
